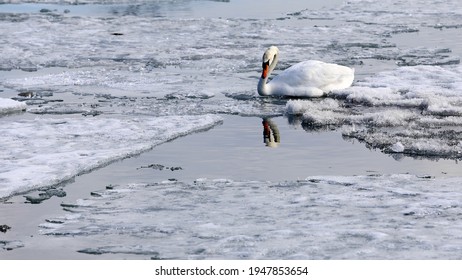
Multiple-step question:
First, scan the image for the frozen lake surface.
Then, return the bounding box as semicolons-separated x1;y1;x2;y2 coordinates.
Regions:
2;0;462;259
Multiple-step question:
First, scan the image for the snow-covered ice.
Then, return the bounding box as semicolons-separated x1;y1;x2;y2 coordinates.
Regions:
0;115;222;199
286;65;462;158
40;175;462;259
0;97;26;114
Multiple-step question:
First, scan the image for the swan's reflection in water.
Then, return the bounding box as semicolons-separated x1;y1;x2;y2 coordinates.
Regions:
262;118;280;147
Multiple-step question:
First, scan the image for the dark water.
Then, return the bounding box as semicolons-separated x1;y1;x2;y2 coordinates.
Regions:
84;115;461;184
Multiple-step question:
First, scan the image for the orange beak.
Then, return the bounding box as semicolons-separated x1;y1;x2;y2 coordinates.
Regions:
261;62;269;79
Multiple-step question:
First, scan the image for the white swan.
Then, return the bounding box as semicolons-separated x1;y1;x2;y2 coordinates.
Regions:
257;46;354;97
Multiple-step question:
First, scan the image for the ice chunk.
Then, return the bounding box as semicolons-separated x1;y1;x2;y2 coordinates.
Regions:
390;142;405;153
286;65;462;158
0;240;24;251
0;114;222;199
285;99;345;127
0;98;26;115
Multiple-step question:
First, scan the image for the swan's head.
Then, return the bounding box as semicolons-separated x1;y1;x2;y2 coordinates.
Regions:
261;46;279;79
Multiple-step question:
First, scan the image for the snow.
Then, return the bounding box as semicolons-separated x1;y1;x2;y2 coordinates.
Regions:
40;174;462;259
0;97;26;114
0;115;222;199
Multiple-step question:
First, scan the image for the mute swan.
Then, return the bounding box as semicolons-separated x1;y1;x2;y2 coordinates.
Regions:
257;46;354;97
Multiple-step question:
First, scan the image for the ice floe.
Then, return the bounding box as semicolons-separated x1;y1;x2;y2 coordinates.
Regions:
40;175;462;259
286;65;462;159
0;97;26;115
0;114;222;199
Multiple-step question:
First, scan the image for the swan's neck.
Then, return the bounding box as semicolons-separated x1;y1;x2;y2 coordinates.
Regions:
257;77;270;96
257;55;278;96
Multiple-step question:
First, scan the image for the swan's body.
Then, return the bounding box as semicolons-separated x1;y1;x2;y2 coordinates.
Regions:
257;46;354;97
